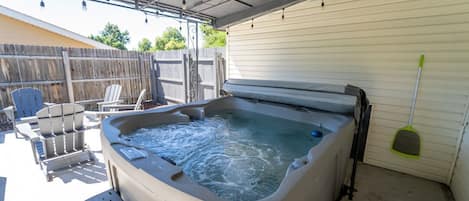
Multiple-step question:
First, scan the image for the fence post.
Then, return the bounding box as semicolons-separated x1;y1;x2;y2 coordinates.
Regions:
62;51;74;103
182;53;189;103
149;55;158;104
213;51;219;98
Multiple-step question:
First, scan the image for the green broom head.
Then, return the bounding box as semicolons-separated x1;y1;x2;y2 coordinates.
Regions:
391;125;421;159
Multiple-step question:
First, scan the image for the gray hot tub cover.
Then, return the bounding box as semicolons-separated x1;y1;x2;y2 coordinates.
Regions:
223;79;358;114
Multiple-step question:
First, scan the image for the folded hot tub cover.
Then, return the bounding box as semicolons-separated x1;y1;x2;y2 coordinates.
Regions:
223;79;358;114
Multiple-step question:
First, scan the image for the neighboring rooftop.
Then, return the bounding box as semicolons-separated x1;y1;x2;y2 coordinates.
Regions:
0;5;113;49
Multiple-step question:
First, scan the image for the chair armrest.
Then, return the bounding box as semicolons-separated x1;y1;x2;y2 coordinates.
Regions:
101;104;137;111
1;106;15;121
16;123;40;140
18;116;38;124
97;100;123;105
43;102;55;106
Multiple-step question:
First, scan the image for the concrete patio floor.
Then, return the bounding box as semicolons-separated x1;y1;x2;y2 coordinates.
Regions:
0;126;455;201
0;128;109;201
342;163;454;201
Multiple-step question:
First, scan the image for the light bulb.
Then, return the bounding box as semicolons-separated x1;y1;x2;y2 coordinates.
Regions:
182;0;187;10
82;0;87;10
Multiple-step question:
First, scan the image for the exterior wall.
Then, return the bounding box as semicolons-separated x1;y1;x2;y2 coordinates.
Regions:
227;0;469;184
451;120;469;201
0;14;94;48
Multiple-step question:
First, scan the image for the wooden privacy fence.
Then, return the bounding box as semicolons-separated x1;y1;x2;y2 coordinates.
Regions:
152;48;226;105
0;44;152;129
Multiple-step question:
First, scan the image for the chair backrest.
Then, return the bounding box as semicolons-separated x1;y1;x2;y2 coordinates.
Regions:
11;88;44;118
37;103;85;135
36;103;85;158
134;89;147;110
103;84;122;102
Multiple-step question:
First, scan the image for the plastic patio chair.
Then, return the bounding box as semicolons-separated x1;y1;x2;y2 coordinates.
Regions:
97;84;123;112
1;88;52;138
19;103;94;181
101;89;146;111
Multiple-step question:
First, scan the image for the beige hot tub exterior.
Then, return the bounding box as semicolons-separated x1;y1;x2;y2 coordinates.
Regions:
101;95;356;201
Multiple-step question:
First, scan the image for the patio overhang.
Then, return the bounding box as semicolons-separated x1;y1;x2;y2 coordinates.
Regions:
89;0;306;29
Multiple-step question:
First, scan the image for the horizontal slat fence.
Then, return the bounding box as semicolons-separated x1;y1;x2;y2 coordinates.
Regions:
0;44;152;130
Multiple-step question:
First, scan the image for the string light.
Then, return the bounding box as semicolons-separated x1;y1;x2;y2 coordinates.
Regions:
251;18;254;28
282;8;285;20
40;0;45;8
179;21;182;31
321;0;325;7
182;0;187;10
144;12;148;23
82;0;87;10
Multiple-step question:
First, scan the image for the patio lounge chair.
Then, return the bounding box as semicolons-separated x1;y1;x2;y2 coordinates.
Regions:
1;88;52;138
101;89;146;111
17;103;94;181
85;89;147;121
97;84;122;112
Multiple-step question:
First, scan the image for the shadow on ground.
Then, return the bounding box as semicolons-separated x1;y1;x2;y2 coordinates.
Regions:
55;160;108;184
0;132;6;144
0;176;5;201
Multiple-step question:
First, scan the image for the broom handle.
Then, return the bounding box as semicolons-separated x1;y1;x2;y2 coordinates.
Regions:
409;55;425;125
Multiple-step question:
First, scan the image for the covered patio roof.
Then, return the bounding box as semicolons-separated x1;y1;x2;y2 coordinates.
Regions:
89;0;306;29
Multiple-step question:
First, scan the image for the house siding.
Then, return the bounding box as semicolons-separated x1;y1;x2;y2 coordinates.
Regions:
451;119;469;201
227;0;469;185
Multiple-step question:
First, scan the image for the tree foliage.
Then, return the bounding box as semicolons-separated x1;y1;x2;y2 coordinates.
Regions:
154;27;186;51
89;23;130;50
137;38;153;52
200;24;226;48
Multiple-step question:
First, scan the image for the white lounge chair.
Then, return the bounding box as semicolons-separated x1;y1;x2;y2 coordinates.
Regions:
17;103;94;181
86;89;147;121
101;89;146;111
97;84;122;112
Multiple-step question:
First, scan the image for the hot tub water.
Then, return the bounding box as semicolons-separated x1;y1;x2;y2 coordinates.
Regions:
123;110;326;201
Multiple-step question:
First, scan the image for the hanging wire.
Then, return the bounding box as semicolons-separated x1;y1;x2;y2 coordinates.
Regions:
251;18;254;28
282;8;285;20
82;0;87;10
40;0;45;8
321;0;325;7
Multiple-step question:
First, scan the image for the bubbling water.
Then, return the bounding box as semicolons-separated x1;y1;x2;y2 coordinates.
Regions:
123;110;324;201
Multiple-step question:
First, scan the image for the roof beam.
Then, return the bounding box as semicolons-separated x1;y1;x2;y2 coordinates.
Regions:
213;0;305;29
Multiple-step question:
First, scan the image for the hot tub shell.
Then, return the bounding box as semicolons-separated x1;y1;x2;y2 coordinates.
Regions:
101;79;369;201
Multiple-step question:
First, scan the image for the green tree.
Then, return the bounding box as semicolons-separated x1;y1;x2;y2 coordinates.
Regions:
153;27;186;51
89;23;130;50
137;38;153;52
200;24;226;48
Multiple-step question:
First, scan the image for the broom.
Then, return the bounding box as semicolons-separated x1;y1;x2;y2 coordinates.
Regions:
391;54;425;158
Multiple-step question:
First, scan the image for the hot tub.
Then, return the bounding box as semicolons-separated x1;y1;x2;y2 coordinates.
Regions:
101;79;369;201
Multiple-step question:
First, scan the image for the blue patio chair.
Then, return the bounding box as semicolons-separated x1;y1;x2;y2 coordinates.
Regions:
1;88;51;138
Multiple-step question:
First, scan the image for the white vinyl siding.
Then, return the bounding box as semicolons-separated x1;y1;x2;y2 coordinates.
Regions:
451;119;469;201
227;0;469;184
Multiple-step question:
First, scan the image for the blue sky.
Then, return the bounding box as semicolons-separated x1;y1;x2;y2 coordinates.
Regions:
0;0;201;49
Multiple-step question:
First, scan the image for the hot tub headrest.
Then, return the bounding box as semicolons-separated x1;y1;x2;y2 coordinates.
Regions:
223;79;360;114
